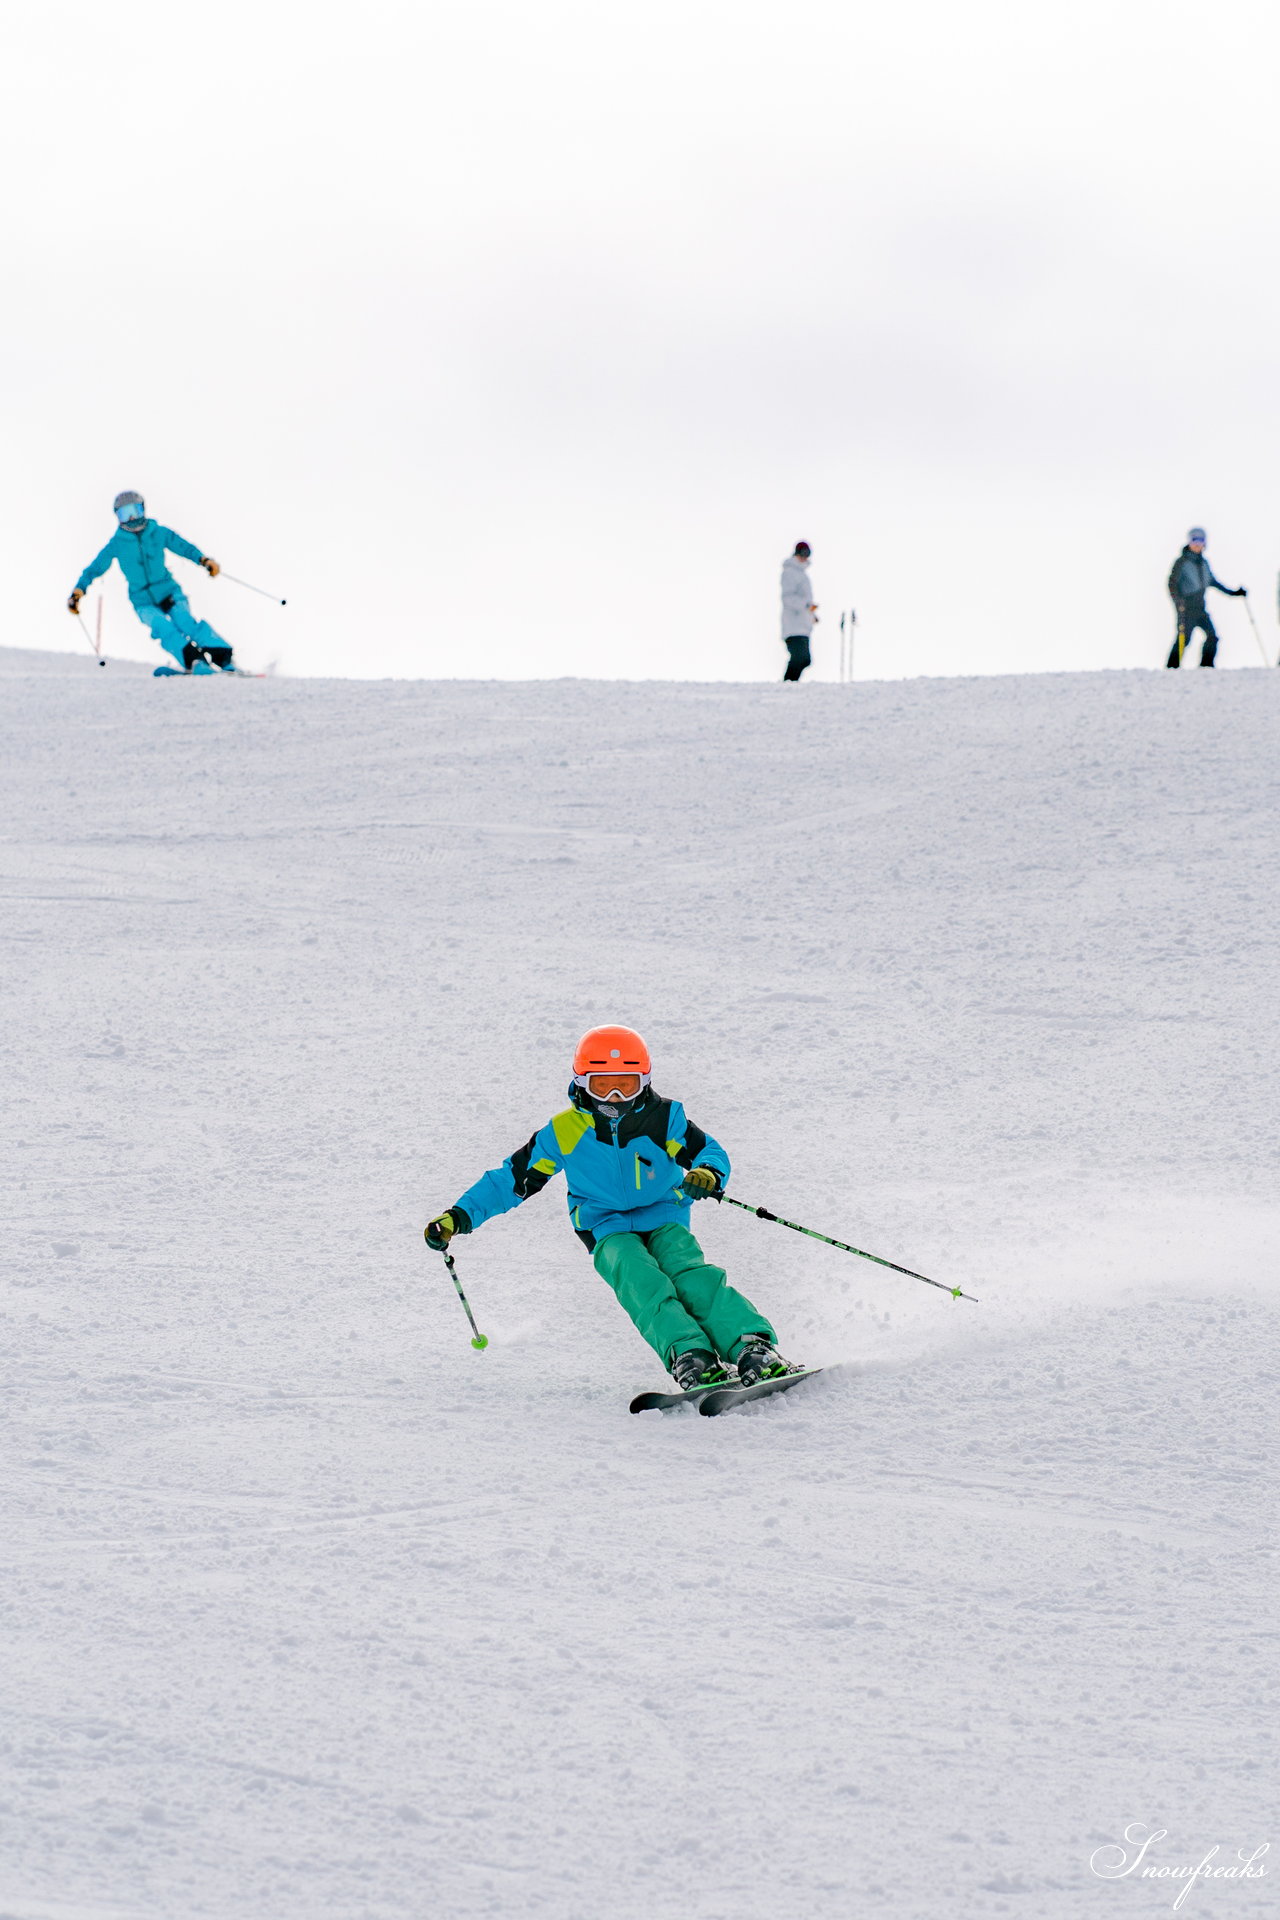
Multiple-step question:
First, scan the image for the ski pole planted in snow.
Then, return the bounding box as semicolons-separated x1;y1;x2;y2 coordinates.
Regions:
720;1195;978;1301
426;1239;489;1349
1240;594;1271;668
221;572;287;605
838;611;856;683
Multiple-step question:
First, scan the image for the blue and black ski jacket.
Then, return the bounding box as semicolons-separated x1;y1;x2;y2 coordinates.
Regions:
450;1087;730;1250
75;521;205;608
1167;547;1231;605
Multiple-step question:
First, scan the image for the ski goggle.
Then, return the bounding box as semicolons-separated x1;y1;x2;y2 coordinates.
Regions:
577;1072;646;1102
115;502;145;525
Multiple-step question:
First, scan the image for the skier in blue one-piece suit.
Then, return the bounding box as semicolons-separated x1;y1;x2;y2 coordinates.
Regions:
68;491;236;674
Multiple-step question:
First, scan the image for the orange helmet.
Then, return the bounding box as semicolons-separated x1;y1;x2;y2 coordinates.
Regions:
572;1025;652;1107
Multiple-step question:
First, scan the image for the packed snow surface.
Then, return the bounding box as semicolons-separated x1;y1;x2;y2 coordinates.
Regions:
2;647;1277;1920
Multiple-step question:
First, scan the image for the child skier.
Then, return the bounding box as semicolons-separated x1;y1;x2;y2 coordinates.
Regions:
425;1026;793;1391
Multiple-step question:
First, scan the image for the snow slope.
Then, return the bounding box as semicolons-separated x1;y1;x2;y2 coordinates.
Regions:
2;648;1276;1920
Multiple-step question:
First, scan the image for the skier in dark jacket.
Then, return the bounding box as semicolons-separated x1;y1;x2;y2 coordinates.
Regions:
68;491;236;674
1166;527;1245;669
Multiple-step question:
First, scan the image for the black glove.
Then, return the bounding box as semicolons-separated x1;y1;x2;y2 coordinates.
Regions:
68;588;84;614
1235;586;1248;597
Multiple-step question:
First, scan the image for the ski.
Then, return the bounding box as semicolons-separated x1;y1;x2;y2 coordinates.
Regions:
153;665;266;679
629;1368;821;1415
629;1380;733;1414
697;1368;822;1417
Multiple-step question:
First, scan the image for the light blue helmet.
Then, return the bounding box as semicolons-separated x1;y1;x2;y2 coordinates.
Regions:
1188;526;1207;544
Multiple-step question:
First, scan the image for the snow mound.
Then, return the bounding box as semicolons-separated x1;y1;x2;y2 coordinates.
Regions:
3;660;1276;1918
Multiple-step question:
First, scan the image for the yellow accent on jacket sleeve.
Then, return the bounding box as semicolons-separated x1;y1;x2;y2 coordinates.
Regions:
665;1137;684;1158
532;1156;558;1176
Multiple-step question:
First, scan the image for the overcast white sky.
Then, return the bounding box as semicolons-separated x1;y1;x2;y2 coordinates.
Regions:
4;0;1279;680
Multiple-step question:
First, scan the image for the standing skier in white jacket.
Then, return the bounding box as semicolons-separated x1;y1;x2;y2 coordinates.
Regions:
780;541;817;680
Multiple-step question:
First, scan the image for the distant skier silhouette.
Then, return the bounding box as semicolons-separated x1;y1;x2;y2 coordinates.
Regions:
68;492;236;674
781;541;818;681
1166;527;1245;669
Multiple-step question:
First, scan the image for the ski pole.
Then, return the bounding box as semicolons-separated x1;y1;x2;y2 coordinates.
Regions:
75;609;105;664
426;1239;489;1349
719;1194;978;1301
221;572;287;605
1240;593;1271;668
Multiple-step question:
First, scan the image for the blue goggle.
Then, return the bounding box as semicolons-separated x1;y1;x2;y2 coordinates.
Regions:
115;502;145;525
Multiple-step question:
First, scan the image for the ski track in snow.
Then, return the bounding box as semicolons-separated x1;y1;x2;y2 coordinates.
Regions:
1;647;1277;1919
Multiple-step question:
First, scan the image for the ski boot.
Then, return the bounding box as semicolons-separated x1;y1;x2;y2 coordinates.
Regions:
182;643;236;674
734;1339;791;1388
670;1348;730;1394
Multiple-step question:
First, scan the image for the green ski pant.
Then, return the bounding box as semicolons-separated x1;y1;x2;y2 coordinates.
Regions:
592;1221;775;1368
